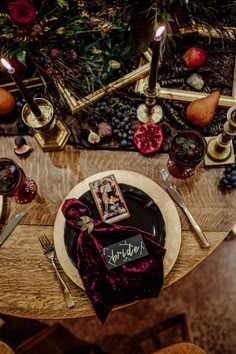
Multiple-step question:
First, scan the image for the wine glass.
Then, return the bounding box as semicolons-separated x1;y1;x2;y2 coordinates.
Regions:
0;158;37;203
167;129;207;178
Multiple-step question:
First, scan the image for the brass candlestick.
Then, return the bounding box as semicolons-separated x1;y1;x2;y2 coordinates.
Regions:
204;105;236;166
22;98;71;152
137;83;163;123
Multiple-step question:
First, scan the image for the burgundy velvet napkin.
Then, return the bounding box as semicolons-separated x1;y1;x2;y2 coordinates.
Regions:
62;198;166;322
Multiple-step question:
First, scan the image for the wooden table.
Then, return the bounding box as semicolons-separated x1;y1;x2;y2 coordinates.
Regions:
0;136;235;319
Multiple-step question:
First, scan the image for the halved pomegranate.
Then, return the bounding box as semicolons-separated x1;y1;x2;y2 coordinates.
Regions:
133;123;164;155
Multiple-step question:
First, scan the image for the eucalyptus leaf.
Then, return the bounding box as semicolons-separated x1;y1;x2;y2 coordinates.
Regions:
16;52;26;66
8;49;20;57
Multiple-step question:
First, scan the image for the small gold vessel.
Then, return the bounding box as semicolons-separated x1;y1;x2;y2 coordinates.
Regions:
22;98;70;151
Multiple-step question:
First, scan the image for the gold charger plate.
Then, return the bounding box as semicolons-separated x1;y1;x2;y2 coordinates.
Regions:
54;170;182;289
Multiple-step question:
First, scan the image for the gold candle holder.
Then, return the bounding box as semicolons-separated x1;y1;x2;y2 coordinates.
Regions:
22;98;71;152
137;83;163;123
204;105;236;166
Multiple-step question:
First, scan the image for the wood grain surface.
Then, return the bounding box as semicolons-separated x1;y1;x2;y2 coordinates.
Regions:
0;136;234;320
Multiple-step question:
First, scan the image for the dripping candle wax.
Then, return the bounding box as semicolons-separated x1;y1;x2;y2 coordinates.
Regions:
148;25;165;93
1;58;42;118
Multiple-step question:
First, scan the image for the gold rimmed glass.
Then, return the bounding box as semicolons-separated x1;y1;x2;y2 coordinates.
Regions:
0;158;37;203
167;129;207;178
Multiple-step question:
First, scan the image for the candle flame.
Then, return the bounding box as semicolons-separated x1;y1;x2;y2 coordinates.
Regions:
1;58;15;73
154;26;165;41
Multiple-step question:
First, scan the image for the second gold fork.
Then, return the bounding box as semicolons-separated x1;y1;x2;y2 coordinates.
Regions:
38;234;75;309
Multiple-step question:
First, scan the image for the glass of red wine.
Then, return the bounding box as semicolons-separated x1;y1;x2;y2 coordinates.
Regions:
167;129;207;178
0;158;37;203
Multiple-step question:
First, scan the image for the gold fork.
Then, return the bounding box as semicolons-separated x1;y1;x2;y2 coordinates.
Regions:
38;234;75;309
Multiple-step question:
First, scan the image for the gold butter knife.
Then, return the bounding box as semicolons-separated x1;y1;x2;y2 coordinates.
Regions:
161;169;210;248
0;212;25;247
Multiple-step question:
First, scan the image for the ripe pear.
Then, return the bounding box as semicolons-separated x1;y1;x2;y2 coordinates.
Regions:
186;91;220;126
0;87;15;115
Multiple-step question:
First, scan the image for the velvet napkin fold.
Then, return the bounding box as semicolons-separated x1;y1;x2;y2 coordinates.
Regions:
62;198;166;323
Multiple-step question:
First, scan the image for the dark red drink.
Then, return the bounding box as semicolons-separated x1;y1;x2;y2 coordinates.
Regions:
0;158;37;203
167;129;207;178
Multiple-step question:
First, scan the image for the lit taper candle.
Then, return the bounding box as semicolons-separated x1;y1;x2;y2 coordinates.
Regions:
148;25;165;93
1;58;42;117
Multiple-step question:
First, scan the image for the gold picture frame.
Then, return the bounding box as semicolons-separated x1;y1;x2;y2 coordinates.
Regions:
56;24;236;113
55;63;151;114
1;25;234;112
135;50;236;108
180;23;236;40
0;77;45;92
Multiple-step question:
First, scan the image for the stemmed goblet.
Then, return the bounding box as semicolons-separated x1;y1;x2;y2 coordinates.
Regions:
0;158;37;203
167;129;207;178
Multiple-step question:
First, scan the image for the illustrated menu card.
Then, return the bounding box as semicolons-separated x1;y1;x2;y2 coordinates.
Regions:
89;174;130;223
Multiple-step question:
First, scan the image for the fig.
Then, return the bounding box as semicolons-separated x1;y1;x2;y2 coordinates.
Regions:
183;47;207;67
14;136;32;155
88;130;101;144
14;144;32;156
186;91;220;126
0;87;16;115
133;123;164;155
98;122;112;138
15;136;27;147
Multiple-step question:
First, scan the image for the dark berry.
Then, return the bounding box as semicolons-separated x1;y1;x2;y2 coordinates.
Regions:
120;139;128;146
219;163;236;191
162;124;171;138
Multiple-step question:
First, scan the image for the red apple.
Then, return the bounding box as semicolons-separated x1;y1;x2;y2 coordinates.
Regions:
7;55;27;72
183;47;207;67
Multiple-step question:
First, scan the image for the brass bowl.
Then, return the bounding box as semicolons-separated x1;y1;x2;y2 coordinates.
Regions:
21;98;55;132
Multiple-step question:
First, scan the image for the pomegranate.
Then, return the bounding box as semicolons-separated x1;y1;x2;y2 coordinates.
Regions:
182;47;207;67
133;123;164;155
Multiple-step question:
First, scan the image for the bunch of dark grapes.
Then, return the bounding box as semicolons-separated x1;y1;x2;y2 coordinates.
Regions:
87;99;135;148
219;163;236;190
15;96;26;113
111;104;135;147
92;100;115;125
15;91;40;114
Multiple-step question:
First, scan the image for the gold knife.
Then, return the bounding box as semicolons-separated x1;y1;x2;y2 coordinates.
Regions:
161;169;210;248
0;212;25;247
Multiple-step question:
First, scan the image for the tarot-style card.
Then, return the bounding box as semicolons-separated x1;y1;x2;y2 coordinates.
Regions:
89;174;130;223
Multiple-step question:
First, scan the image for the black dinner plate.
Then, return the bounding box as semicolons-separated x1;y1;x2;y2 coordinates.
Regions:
64;183;166;267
